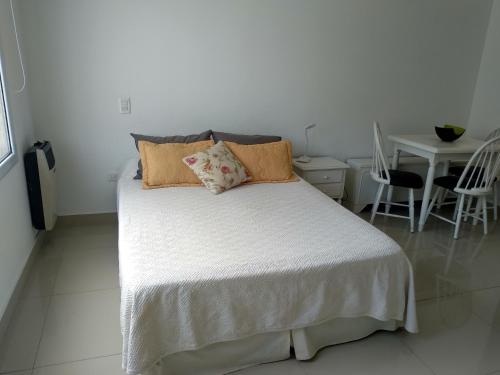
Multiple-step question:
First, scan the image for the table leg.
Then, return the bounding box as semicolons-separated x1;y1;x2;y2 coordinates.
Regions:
442;160;450;174
419;159;437;232
385;149;401;214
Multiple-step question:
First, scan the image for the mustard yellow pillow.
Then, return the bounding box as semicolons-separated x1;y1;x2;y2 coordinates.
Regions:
224;141;297;183
139;140;214;189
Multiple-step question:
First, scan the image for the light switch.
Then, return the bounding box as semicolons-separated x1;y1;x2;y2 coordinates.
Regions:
119;97;131;114
107;172;118;182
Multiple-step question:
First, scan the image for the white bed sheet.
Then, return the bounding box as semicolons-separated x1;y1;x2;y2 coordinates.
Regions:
118;159;417;375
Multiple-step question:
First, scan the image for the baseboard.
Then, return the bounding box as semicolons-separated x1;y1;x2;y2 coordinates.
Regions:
56;213;118;228
0;231;46;344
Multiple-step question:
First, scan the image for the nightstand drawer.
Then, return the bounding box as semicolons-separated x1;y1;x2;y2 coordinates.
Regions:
314;182;344;197
301;169;344;184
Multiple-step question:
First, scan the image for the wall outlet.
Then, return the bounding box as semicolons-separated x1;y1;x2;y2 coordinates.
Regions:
119;96;131;114
107;173;118;182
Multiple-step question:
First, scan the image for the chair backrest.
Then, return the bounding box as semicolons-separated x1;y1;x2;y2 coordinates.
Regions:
485;127;500;141
371;122;390;184
455;135;500;195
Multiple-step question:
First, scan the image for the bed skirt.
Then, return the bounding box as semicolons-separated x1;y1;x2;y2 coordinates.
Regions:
142;316;400;375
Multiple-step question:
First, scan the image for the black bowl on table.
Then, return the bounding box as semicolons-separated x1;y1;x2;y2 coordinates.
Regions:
434;125;465;142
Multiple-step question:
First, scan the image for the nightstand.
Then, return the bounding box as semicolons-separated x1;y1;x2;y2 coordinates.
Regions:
293;156;350;203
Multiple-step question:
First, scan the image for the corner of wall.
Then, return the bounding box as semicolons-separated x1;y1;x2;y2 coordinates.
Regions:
468;0;500;138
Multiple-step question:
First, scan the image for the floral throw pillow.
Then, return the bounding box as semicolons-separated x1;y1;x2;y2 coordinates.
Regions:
182;141;251;194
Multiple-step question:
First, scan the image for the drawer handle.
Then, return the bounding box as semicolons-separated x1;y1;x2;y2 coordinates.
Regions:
323;175;330;180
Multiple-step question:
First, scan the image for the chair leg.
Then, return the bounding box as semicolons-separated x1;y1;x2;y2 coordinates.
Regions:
463;196;473;222
454;194;465;240
493;182;498;222
370;184;385;225
425;187;442;223
482;195;488;235
453;198;459;221
473;197;482;226
409;188;415;233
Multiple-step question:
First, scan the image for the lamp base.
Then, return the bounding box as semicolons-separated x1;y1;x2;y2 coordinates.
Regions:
296;155;312;163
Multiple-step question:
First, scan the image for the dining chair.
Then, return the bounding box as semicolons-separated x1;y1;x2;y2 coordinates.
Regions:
425;135;500;239
370;122;424;232
448;128;500;222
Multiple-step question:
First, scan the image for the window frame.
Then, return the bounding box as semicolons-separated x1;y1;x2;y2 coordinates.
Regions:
0;46;18;181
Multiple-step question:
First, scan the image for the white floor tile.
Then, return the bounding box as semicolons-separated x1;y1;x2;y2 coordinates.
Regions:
47;232;117;255
401;298;500;375
235;359;306;375
369;211;500;301
471;287;500;328
465;246;500;292
35;289;121;367
0;298;49;373
299;331;432;375
53;247;119;294
20;252;62;299
32;354;124;375
53;223;118;239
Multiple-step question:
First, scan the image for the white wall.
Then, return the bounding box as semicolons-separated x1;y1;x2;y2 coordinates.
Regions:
0;0;37;320
19;0;492;215
468;0;500;138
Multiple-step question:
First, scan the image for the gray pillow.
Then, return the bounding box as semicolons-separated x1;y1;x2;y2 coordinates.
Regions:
212;131;281;145
131;130;212;179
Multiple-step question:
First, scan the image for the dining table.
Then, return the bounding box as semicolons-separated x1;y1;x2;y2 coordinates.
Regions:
386;134;485;232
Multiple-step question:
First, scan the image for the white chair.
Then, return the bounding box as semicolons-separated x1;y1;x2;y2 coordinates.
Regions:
370;122;424;232
426;136;500;239
448;128;500;222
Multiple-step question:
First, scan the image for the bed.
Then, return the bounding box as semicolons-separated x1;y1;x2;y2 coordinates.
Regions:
118;159;417;375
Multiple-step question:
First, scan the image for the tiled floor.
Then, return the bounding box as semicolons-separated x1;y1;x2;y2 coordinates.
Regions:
0;209;499;375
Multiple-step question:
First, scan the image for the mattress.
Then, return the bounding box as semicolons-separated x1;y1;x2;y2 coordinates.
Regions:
118;159;417;375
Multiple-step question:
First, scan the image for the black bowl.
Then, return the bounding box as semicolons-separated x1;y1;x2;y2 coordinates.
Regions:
435;126;464;142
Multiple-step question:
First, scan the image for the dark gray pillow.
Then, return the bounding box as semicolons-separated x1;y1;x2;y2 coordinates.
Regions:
212;131;281;145
131;130;212;179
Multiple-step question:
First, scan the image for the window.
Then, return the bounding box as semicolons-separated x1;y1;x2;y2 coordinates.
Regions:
0;49;17;180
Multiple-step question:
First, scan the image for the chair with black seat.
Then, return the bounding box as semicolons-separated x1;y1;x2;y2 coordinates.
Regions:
370;122;424;232
448;128;500;222
425;135;500;239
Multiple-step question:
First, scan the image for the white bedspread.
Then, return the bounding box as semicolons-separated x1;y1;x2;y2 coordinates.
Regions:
118;160;417;375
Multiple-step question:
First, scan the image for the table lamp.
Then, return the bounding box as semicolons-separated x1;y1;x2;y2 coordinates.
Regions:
296;123;317;163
